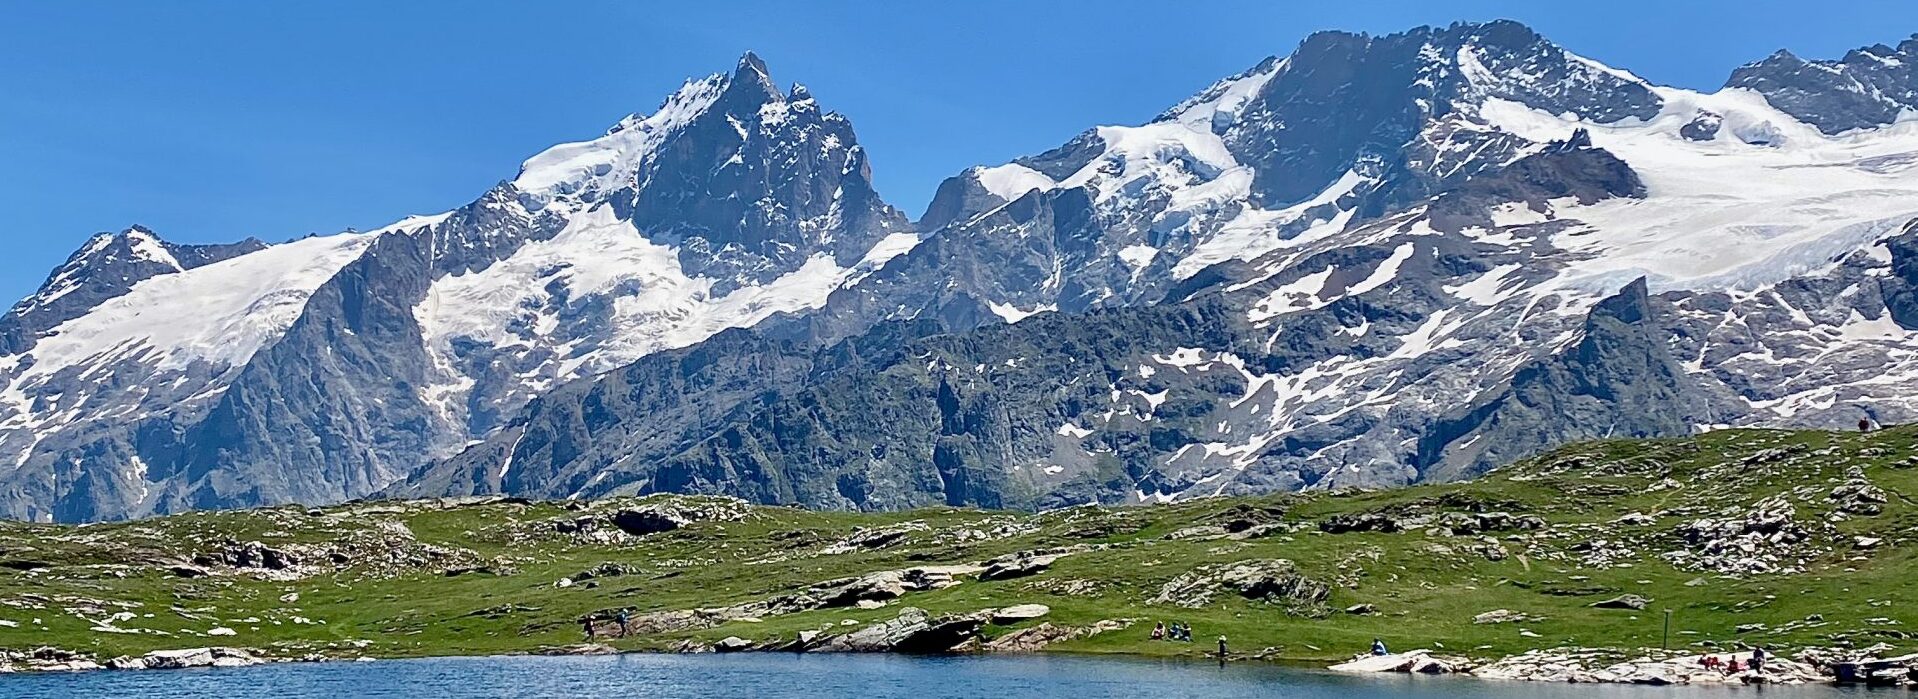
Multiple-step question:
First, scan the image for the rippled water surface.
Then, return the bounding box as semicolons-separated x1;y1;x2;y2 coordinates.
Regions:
0;653;1883;698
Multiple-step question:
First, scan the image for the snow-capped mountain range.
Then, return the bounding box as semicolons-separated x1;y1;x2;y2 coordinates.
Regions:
7;22;1918;521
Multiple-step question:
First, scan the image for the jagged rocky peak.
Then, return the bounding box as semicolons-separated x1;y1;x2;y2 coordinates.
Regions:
1222;19;1661;208
904;19;1666;330
511;50;907;286
942;19;1665;221
1726;36;1918;134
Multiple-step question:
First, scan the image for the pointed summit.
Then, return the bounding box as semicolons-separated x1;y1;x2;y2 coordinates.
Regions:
1756;48;1805;66
732;50;777;94
736;50;769;75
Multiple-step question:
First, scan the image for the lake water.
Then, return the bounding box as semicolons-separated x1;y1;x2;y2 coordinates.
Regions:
0;653;1883;698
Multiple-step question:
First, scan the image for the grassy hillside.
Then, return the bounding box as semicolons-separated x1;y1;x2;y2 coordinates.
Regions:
2;426;1915;667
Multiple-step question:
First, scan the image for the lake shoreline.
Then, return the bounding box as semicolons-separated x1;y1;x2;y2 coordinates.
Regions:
0;646;1885;699
0;641;1861;689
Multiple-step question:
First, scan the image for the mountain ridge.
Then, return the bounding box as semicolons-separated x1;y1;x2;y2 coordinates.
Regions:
7;22;1918;521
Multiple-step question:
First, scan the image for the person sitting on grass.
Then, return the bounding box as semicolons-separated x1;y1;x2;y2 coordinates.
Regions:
1151;622;1166;640
1372;638;1389;656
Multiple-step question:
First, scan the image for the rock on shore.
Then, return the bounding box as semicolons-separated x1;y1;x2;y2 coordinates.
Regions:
1444;648;1826;685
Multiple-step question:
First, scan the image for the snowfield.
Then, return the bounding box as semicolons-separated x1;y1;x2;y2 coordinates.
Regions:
9;231;375;387
1481;88;1918;294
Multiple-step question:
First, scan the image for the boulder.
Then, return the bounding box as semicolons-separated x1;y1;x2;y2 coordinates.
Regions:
1591;594;1650;610
625;609;730;635
821;523;926;553
1831;479;1890;516
989;604;1051;624
814;607;985;654
1152;559;1328;612
167;565;209;579
1318;512;1402;534
901;568;962;591
812;571;908;608
1472;609;1533;624
980;553;1058;581
984;620;1132;653
610;509;684;536
1227;522;1293;540
1163;525;1228;540
714;636;756;653
896;616;988;653
142;648;216;669
574;562;629;581
137;647;262;670
546;643;618;656
1330;650;1465;674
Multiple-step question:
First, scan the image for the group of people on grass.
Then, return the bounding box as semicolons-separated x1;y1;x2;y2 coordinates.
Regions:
1149;621;1195;642
1700;647;1767;675
582;610;633;640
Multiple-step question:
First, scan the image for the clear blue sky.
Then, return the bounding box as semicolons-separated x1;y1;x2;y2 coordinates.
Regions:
4;0;1916;304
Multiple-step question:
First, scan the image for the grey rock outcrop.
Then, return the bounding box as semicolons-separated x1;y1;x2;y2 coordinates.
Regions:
813;607;986;653
1727;38;1918;134
1152;559;1329;611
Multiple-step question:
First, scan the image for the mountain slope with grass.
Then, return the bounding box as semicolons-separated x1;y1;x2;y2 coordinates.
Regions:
4;425;1916;678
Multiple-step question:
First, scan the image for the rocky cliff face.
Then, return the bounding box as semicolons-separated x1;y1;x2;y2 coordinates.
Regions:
1418;278;1712;482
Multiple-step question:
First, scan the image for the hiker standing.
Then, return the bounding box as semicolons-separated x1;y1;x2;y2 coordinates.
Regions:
1217;635;1228;658
617;610;630;638
1751;647;1766;673
582;616;596;641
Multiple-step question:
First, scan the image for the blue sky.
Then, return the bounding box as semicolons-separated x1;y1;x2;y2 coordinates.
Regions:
3;0;1916;304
